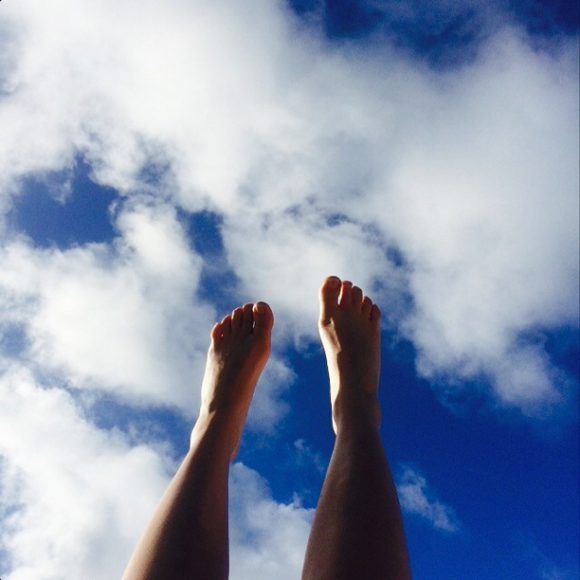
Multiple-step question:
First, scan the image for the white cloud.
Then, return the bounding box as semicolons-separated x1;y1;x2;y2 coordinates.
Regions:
0;1;576;575
229;462;313;580
1;0;577;416
0;198;295;428
0;365;313;580
0;365;173;579
396;465;461;533
246;356;295;432
343;31;579;412
223;206;403;342
0;202;214;410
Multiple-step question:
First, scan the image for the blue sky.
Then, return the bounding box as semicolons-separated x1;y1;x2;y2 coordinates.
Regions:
0;0;578;578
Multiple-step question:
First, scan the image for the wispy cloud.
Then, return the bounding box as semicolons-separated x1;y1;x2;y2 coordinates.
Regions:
515;530;580;580
396;465;461;533
293;438;327;474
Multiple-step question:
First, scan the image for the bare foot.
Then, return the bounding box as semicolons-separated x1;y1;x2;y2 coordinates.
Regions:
191;301;274;460
318;276;382;434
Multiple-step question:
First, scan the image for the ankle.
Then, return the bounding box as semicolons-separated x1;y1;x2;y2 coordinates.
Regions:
190;410;242;459
332;390;382;434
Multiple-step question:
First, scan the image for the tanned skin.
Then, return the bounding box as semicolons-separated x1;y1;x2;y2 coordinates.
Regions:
302;276;412;580
123;278;411;580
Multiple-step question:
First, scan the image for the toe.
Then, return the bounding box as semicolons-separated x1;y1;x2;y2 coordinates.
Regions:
319;276;342;325
370;303;381;323
351;285;363;308
210;322;223;345
253;302;274;338
231;307;243;330
362;296;373;317
242;303;254;333
339;280;353;307
221;314;232;337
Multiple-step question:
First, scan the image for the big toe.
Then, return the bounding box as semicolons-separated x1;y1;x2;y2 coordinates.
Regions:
319;276;341;325
253;302;274;338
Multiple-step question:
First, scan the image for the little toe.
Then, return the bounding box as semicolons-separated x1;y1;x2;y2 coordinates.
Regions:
253;302;274;338
221;314;232;337
242;303;254;333
351;285;363;309
319;276;342;325
210;322;223;345
370;303;381;323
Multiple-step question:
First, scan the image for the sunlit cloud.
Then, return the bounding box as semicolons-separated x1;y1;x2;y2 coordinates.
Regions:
1;0;577;416
0;0;577;576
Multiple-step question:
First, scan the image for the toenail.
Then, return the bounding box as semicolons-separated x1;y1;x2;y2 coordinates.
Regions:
255;302;265;313
327;277;340;288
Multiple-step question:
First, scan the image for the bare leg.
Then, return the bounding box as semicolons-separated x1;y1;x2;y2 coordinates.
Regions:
122;302;274;580
301;277;411;580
